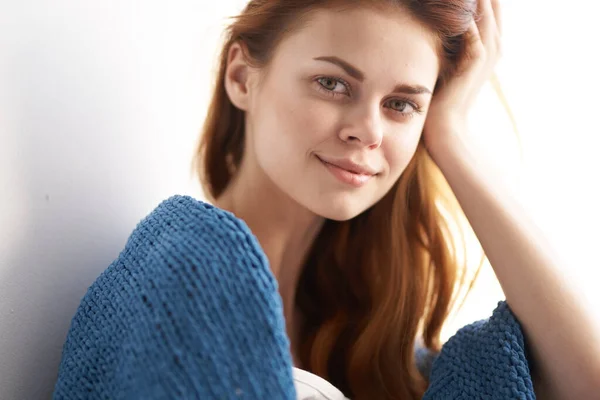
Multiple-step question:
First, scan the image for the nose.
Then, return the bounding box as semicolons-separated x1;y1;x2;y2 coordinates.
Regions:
338;104;384;149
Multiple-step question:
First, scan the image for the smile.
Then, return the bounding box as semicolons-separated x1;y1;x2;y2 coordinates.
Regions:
316;156;375;188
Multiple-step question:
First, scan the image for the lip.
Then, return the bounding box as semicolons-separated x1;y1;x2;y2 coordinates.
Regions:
316;155;377;187
317;156;378;176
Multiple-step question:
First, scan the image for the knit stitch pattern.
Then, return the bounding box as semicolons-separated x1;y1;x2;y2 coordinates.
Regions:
423;302;535;400
53;195;535;399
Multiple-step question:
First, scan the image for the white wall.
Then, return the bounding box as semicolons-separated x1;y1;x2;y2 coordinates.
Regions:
1;1;598;399
0;1;247;398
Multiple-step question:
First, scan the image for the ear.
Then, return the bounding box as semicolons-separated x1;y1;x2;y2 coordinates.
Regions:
224;42;253;111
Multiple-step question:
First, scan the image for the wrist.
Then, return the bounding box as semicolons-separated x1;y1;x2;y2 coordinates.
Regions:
424;123;467;165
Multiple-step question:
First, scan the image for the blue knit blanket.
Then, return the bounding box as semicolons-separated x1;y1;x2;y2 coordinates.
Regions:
53;195;536;399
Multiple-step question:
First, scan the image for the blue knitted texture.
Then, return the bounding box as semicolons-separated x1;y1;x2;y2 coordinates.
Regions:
423;302;536;400
53;195;296;399
53;195;535;399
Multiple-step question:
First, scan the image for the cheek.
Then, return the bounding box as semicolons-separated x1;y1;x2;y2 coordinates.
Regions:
383;129;422;177
258;83;337;155
250;81;337;184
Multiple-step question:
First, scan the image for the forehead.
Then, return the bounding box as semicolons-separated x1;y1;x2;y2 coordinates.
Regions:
270;6;441;87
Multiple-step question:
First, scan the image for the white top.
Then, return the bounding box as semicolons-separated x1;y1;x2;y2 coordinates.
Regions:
293;367;350;400
292;344;436;399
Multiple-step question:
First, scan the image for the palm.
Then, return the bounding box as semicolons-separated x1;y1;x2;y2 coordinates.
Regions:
423;0;503;152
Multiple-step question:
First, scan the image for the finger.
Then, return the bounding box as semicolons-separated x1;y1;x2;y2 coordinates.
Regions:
465;19;484;57
457;20;485;76
491;0;502;36
476;0;498;50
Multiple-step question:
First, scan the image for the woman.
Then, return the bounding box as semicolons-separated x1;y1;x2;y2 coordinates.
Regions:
53;0;600;399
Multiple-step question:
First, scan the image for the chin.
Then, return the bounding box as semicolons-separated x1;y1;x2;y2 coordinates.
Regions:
308;195;369;222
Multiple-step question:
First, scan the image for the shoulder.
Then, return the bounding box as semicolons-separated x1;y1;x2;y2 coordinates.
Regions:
115;194;272;284
64;194;281;353
72;194;278;320
129;195;265;258
88;194;278;318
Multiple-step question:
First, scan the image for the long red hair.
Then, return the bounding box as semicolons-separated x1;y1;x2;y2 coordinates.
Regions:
193;1;482;398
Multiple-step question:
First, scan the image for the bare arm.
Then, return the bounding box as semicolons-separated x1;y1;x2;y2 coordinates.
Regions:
428;136;600;399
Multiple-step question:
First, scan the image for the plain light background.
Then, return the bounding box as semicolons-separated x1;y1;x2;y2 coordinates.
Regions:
1;0;599;398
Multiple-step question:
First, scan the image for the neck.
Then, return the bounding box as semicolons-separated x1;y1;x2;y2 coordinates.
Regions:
213;163;325;319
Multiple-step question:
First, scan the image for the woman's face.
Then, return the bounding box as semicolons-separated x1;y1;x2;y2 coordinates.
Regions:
243;6;440;221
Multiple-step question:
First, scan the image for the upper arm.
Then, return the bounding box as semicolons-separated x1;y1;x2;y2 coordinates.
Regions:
531;364;559;400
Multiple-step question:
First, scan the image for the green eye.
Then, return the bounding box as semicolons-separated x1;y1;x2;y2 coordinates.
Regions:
318;77;338;91
386;99;417;114
389;100;409;112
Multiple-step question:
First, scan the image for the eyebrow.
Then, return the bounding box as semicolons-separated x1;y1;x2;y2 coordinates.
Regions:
313;55;432;95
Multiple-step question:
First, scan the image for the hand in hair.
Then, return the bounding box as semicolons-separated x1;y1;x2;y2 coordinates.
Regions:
422;0;502;152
